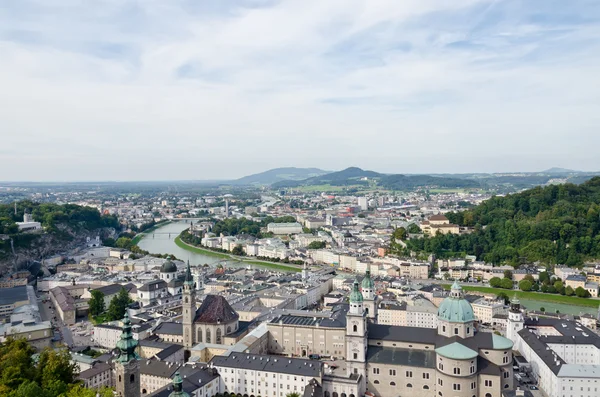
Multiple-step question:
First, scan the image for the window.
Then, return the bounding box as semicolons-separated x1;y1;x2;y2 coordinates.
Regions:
438;363;443;371
390;382;396;386
438;379;443;386
373;380;379;384
389;369;396;376
454;328;459;335
470;365;475;373
406;384;412;388
442;325;446;332
454;368;461;375
373;368;379;375
423;385;429;390
503;356;509;364
353;325;357;332
453;384;460;391
471;382;476;389
216;328;222;344
423;373;430;379
467;327;470;334
130;374;135;383
503;371;509;379
406;371;412;377
485;380;493;387
206;329;211;344
353;353;357;360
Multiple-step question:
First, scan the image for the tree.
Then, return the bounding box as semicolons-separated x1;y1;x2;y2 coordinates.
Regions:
107;287;133;321
88;290;105;317
496;292;510;304
531;283;539;291
523;274;535;283
407;223;421;234
553;281;564;291
231;245;245;256
539;271;550;285
64;385;114;397
565;285;575;296
519;280;533;291
392;227;408;241
307;241;326;249
489;277;502;288
575;286;591;298
500;278;514;289
115;237;132;249
504;270;513;280
286;393;301;397
540;307;546;312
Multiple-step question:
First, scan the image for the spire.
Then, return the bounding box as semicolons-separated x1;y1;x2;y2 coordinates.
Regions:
185;260;194;286
349;279;364;303
116;312;139;363
168;372;189;397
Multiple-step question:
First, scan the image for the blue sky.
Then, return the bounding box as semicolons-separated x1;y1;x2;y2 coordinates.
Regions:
1;0;599;181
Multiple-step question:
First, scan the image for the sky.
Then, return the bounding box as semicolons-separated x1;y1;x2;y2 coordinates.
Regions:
1;0;600;181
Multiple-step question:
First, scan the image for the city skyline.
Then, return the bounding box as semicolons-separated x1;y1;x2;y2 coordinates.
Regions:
2;0;599;181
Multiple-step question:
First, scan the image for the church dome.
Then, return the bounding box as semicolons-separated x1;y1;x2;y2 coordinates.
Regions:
349;280;364;303
361;270;374;290
160;260;177;273
437;281;475;323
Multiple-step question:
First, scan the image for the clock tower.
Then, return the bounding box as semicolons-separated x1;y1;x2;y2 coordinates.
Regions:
182;260;196;350
346;279;367;379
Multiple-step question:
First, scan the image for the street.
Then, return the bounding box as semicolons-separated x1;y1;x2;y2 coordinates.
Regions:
38;292;74;347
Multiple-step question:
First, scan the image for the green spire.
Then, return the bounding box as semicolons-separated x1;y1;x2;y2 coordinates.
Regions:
361;270;374;290
115;311;139;363
349;279;364;303
169;372;190;397
185;260;194;286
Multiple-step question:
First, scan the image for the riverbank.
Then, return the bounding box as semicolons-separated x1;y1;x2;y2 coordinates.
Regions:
442;284;600;308
174;236;302;273
131;220;171;245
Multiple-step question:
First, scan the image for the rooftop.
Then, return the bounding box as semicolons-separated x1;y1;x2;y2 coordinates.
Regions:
210;353;322;377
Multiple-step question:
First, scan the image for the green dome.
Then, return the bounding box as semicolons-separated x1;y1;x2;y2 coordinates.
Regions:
161;259;177;273
361;270;374;290
349;280;363;303
169;372;190;397
437;281;475;323
116;312;139;363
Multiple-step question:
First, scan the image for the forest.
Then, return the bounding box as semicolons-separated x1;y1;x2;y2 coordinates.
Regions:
406;177;600;266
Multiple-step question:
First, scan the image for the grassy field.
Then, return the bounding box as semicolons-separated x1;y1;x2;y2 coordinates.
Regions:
131;220;171;245
442;284;600;308
174;236;301;272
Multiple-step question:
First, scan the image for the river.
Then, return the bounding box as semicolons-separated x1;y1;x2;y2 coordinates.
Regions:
137;221;233;266
136;221;295;272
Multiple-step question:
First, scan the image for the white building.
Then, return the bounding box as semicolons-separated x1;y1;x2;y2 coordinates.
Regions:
267;222;303;235
507;298;600;397
471;298;508;324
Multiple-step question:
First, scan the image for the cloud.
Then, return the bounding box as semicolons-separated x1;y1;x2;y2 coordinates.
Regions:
0;0;599;180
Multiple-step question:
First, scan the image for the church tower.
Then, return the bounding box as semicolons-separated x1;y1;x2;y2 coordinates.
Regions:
183;260;196;350
361;270;377;321
169;372;190;397
346;280;367;379
506;295;524;344
115;312;140;397
302;263;309;282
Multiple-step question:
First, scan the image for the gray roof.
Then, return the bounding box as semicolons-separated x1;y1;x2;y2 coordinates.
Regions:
366;347;435;368
139;280;168;292
147;368;219;397
154;322;183;336
0;286;29;306
95;283;136;296
155;344;184;360
368;324;437;344
78;362;112;380
139;359;180;378
566;274;587;282
210;353;322;377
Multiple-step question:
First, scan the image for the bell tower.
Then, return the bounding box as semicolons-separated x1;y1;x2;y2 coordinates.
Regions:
115;312;140;397
346;280;367;379
506;295;524;344
183;260;196;350
361;270;377;320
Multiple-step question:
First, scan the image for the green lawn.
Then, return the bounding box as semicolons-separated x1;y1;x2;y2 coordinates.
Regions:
90;314;109;325
441;284;600;308
174;236;301;272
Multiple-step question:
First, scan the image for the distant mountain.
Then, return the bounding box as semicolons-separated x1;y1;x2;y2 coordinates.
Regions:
232;167;329;185
272;167;381;188
273;167;481;190
542;167;581;174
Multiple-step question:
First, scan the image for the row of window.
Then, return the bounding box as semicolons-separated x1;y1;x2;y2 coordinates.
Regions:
373;370;428;378
372;381;427;389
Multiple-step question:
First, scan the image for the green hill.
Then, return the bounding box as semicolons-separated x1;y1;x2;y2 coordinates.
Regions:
233;167;329;185
406;177;600;266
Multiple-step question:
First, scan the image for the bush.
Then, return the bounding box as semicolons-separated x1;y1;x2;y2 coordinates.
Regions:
519;280;532;291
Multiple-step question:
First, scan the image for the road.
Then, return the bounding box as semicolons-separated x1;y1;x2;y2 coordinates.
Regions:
38;292;74;347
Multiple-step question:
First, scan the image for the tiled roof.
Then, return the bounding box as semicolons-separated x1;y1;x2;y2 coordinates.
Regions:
194;295;239;324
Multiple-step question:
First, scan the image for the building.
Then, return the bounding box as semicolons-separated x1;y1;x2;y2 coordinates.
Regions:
78;362;113;390
358;197;368;211
508;297;600;397
266;281;513;397
565;274;587;290
471;298;508;324
420;214;460;236
0;285;30;319
114;312;141;397
267;222;303;235
16;213;42;232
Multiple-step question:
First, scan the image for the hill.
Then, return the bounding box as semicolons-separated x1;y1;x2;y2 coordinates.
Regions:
232;167;329;185
405;177;600;266
272;167;381;188
542;167;581;174
273;167;480;190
